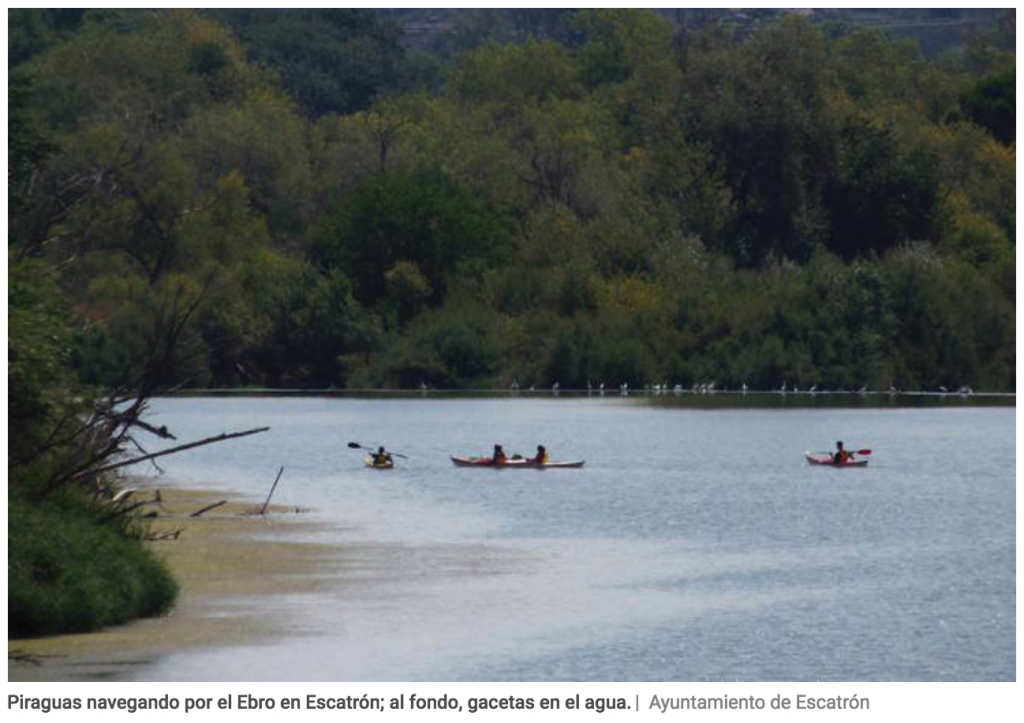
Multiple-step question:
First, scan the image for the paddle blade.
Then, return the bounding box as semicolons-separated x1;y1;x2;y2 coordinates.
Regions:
856;449;872;455
348;442;363;449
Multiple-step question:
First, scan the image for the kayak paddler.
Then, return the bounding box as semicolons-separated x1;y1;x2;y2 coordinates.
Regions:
832;441;852;465
373;446;392;466
530;445;548;464
492;444;507;464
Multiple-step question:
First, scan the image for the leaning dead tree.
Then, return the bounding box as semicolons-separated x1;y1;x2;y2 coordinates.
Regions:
17;272;270;503
73;427;270;481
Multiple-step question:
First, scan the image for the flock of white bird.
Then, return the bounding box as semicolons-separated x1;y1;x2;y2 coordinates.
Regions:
417;380;977;396
498;381;977;396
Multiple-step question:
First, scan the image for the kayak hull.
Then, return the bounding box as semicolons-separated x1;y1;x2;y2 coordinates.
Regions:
805;452;868;468
364;456;394;469
451;456;584;469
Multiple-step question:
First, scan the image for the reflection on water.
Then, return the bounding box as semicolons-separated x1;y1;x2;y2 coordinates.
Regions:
128;397;1012;681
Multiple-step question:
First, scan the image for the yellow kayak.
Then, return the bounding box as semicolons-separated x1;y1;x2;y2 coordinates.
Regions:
364;456;394;469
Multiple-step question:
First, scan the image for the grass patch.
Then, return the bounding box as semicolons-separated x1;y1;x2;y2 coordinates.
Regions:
8;489;178;638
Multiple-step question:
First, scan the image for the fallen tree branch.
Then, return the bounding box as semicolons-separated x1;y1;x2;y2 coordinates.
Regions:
132;418;176;439
70;427;270;480
190;500;226;518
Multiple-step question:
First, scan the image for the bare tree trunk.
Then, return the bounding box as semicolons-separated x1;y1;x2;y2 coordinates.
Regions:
260;466;285;514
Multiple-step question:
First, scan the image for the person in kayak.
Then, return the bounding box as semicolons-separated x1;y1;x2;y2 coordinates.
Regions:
492;444;508;464
832;441;852;465
373;446;392;466
530;445;548;464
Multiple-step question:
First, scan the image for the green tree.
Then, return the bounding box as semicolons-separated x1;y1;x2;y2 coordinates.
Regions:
826;114;942;259
254;267;381;387
450;38;580;107
8;255;78;466
368;303;501;389
183;90;313;237
960;67;1015;144
313;170;511;308
8;75;57;224
682;17;836;264
572;9;675;89
208;9;412;118
8;8;86;68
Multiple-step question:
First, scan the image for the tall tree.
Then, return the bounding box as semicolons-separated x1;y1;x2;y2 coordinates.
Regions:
208;9;409;118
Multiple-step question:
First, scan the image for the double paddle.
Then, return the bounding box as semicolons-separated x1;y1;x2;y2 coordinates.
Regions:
348;441;409;459
824;448;872;460
812;448;872;457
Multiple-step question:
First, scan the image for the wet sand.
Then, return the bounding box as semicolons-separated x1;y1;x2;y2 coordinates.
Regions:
8;487;343;681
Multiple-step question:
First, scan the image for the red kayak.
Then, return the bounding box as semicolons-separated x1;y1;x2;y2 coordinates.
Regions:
451;456;585;469
805;452;869;468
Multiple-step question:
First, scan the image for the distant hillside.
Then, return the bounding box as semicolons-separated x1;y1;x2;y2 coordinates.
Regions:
383;8;1014;58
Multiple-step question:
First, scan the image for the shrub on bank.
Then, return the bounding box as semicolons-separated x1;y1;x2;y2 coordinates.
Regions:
8;490;178;638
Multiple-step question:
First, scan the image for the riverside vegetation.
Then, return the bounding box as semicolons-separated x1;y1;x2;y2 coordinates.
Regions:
7;9;1015;635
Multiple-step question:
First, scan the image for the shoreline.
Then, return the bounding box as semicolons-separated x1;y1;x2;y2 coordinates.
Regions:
164;388;1016;399
8;486;343;682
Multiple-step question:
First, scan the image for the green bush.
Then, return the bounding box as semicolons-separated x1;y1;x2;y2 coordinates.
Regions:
8;490;178;638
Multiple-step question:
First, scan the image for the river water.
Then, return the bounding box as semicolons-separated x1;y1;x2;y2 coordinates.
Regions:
131;395;1014;681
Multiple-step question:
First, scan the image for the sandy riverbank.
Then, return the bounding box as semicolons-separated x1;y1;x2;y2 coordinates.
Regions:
8;486;343;681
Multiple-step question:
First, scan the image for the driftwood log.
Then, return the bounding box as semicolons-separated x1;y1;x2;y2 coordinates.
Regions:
190;500;227;518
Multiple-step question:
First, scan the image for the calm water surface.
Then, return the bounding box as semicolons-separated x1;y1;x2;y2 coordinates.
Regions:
132;397;1014;681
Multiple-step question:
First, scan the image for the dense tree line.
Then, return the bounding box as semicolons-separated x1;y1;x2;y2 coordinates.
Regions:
9;9;1015;399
